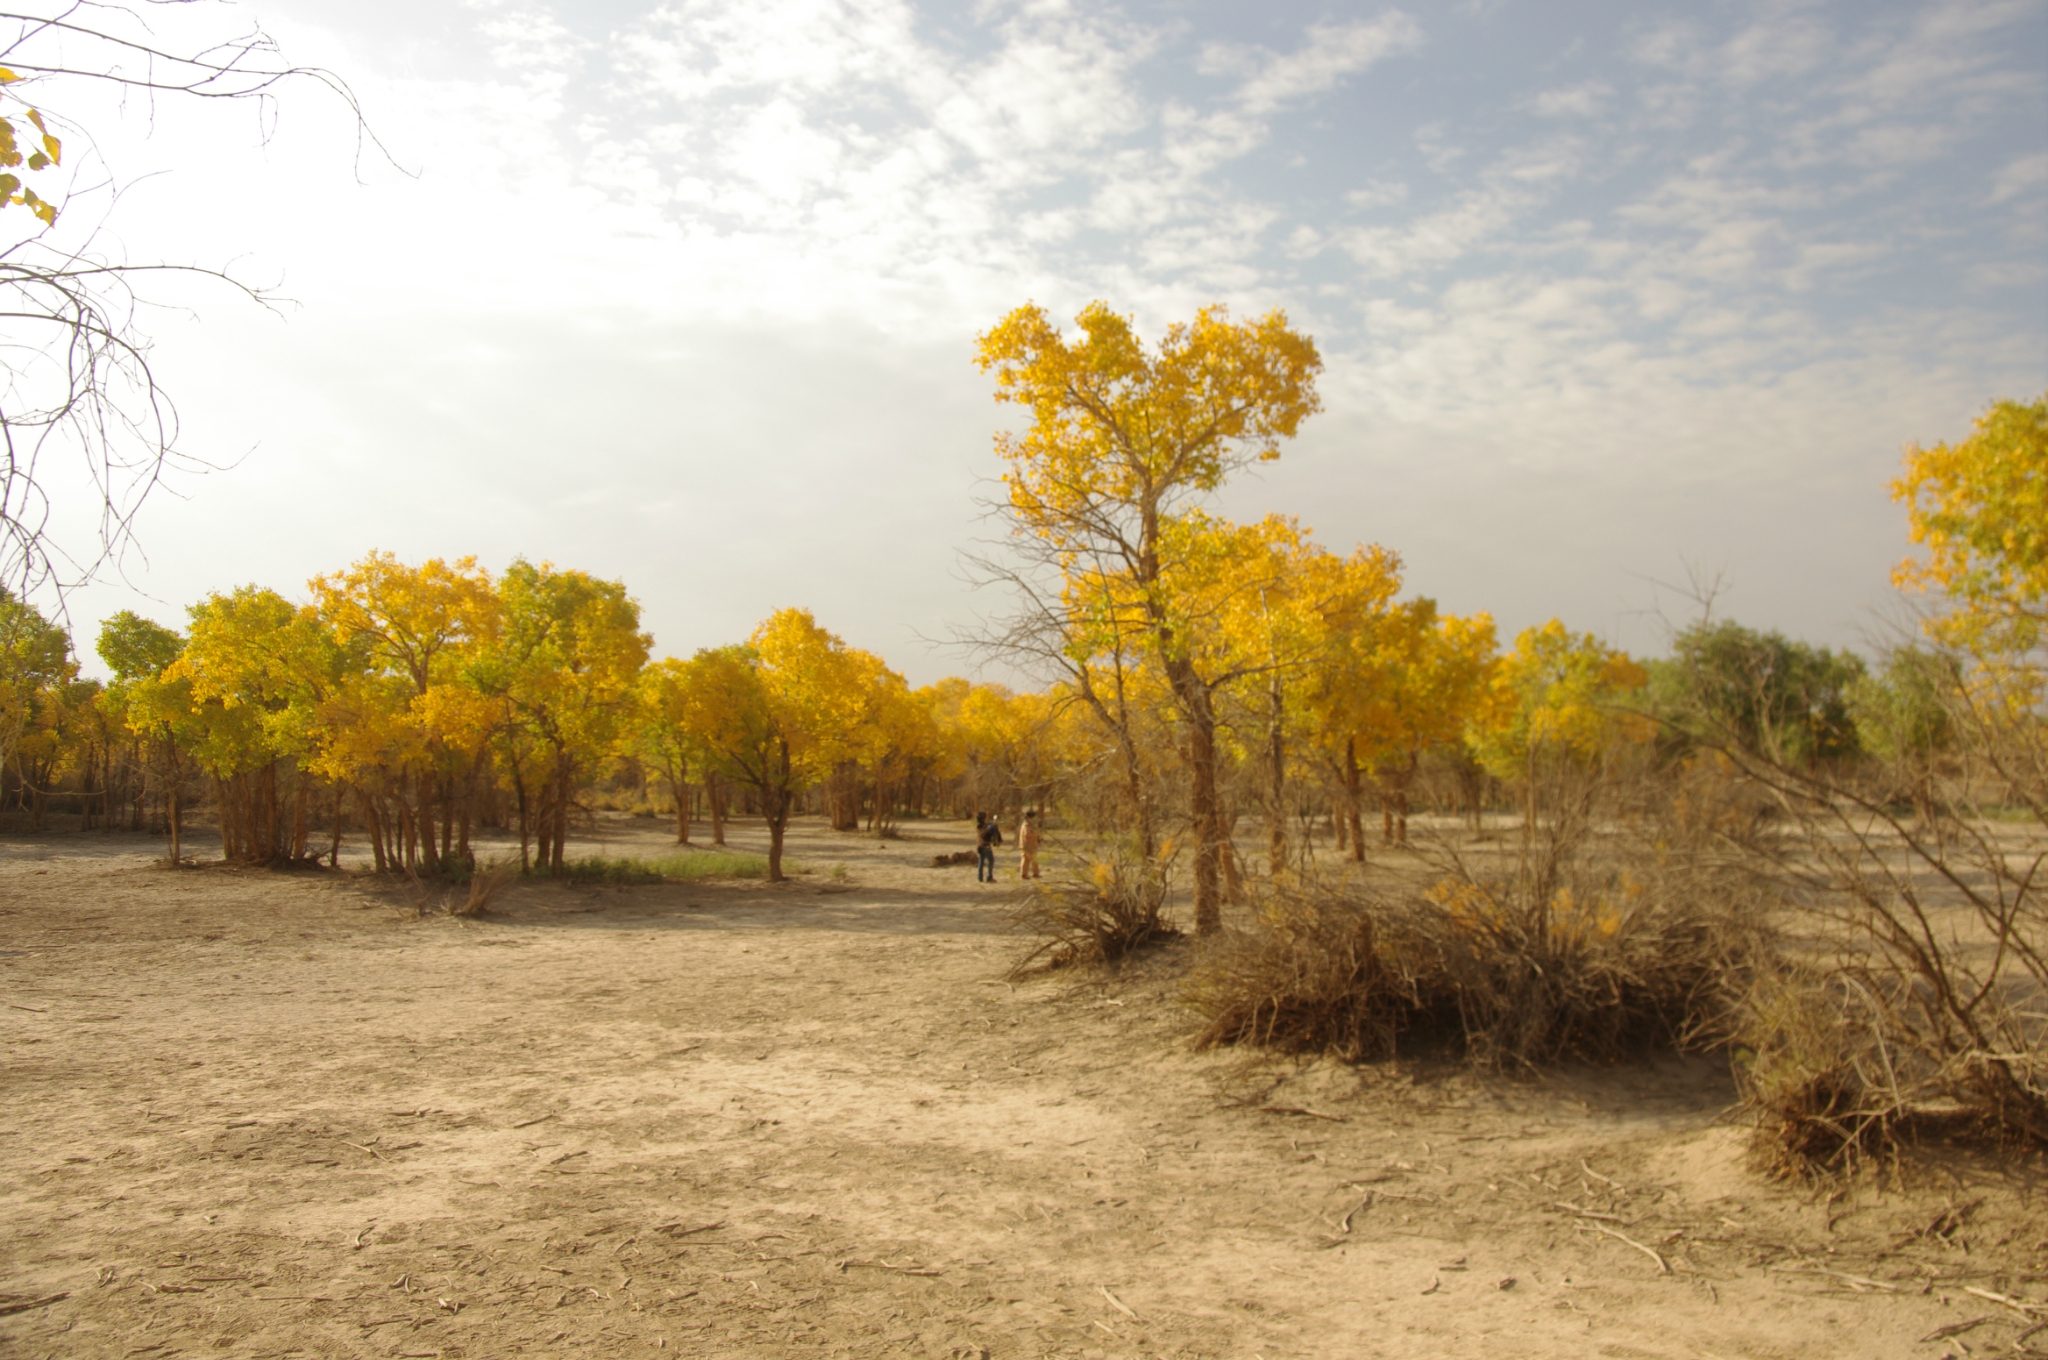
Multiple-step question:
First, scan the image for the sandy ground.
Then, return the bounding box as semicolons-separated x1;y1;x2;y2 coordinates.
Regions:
3;815;2045;1360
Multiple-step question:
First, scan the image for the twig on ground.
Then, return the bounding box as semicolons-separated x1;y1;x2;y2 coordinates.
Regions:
1964;1286;2046;1316
1589;1225;1670;1274
1770;1262;1897;1292
1258;1105;1346;1122
513;1114;556;1129
1580;1160;1623;1190
8;1003;48;1012
1098;1285;1140;1320
338;1140;388;1162
654;1221;724;1238
1920;1316;2002;1343
837;1259;941;1276
549;1150;588;1166
1553;1201;1630;1224
0;1293;67;1316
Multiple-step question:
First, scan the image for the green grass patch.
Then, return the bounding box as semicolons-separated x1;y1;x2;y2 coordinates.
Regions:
552;851;798;883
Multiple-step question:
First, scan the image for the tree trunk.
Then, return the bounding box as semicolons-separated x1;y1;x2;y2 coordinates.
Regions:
1167;662;1223;935
1344;738;1366;864
329;786;345;867
417;775;440;874
549;758;569;872
709;772;727;847
214;778;235;861
1266;674;1287;874
766;804;787;881
359;790;385;871
168;784;182;865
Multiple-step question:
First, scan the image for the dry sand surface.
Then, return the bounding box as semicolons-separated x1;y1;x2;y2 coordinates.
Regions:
3;816;2044;1359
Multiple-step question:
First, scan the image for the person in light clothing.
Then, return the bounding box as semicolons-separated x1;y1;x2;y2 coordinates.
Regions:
1018;809;1042;880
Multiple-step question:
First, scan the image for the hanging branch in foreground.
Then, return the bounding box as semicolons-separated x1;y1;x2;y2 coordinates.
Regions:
0;1;382;596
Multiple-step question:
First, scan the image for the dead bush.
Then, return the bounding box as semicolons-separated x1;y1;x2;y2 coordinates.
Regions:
1186;886;1451;1060
451;860;514;917
1189;761;1770;1067
1670;630;2047;1173
1008;848;1179;976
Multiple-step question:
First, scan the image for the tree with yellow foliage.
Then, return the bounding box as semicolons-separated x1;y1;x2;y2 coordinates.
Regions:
975;302;1322;932
162;586;343;863
1470;620;1649;831
311;553;500;873
680;609;874;881
96;610;185;839
1892;393;2046;670
1310;600;1496;855
469;561;649;873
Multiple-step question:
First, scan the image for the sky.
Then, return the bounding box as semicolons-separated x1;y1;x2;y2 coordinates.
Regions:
12;0;2048;684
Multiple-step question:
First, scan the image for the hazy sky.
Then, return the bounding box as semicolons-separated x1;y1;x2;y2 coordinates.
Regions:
27;0;2048;682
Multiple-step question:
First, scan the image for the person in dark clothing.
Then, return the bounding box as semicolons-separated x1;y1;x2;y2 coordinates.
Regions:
976;812;1003;882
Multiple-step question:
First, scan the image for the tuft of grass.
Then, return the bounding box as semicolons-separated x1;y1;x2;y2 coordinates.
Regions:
553;851;791;883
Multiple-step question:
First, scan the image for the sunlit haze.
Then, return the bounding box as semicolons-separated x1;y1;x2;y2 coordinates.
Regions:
36;0;2048;680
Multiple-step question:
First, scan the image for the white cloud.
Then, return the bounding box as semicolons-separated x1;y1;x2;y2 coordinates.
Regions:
1990;149;2048;203
19;0;2043;675
1228;15;1424;114
1530;80;1611;118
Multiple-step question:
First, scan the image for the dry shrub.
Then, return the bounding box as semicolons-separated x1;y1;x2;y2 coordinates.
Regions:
1190;761;1770;1067
1669;633;2048;1173
1008;848;1179;976
1735;954;2047;1177
1186;887;1449;1060
451;860;514;916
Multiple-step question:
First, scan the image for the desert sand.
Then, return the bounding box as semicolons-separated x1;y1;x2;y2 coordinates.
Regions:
3;817;2042;1358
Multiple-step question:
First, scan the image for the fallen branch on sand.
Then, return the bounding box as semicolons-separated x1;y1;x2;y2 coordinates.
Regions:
1587;1224;1670;1274
1258;1105;1345;1122
837;1259;942;1276
1098;1285;1140;1320
0;1293;67;1316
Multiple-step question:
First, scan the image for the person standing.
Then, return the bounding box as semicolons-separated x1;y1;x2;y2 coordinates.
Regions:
977;812;1003;883
1018;809;1042;880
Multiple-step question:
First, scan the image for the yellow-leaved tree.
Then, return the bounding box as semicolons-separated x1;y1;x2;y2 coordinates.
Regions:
1892;393;2046;677
681;609;875;882
1311;599;1497;855
1470;620;1649;832
975;302;1323;932
161;586;343;864
311;553;500;873
471;561;649;873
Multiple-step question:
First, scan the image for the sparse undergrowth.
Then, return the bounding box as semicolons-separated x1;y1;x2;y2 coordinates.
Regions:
557;851;795;883
1007;848;1180;977
1184;762;1771;1069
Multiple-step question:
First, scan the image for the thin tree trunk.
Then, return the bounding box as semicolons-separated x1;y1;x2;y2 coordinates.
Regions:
709;771;727;847
512;766;531;873
1344;738;1365;864
1267;674;1286;873
1168;663;1223;935
549;759;569;871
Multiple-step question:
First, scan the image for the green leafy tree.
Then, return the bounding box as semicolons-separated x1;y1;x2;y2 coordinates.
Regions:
1651;620;1867;767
